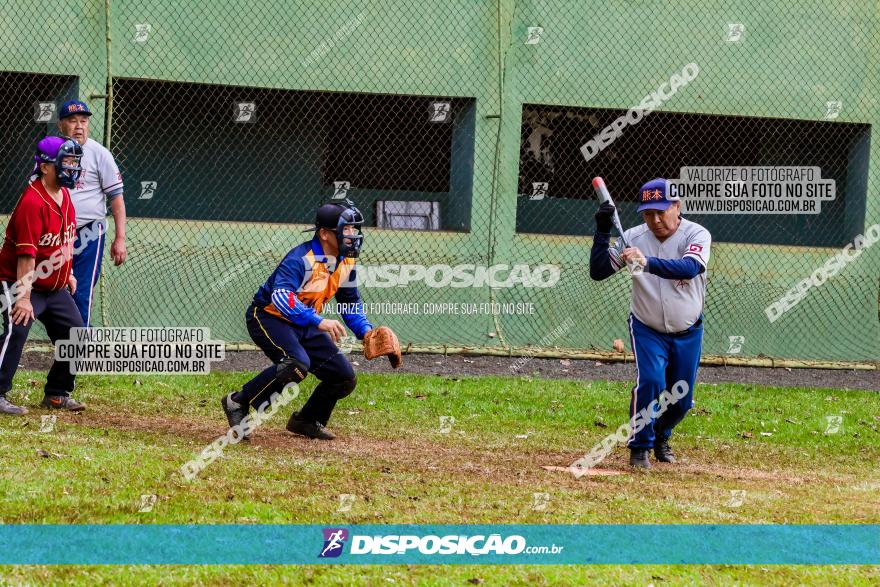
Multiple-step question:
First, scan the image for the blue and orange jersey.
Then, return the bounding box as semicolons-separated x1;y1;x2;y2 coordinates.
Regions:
253;237;373;339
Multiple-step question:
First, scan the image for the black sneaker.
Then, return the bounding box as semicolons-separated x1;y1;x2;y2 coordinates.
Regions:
221;393;251;440
286;412;336;440
0;395;27;416
655;439;676;463
629;448;651;470
41;395;85;411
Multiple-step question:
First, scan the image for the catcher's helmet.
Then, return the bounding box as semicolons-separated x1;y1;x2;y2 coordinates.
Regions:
33;136;83;189
314;199;365;258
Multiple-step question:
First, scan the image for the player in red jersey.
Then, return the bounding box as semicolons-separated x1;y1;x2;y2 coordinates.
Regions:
0;136;86;416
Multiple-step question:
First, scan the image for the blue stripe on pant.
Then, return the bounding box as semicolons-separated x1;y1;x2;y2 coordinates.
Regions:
627;314;702;449
71;220;106;327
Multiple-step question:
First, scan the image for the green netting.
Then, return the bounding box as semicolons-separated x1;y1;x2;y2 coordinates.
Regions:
1;1;878;363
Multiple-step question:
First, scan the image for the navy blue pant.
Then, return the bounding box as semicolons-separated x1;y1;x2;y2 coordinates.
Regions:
71;219;107;327
0;282;84;397
236;304;356;425
627;315;702;449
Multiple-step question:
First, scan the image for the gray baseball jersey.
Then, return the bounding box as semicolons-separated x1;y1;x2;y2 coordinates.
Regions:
70;138;124;228
609;218;711;333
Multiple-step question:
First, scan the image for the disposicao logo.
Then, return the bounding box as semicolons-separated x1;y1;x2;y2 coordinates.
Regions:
319;528;349;558
348;534;528;555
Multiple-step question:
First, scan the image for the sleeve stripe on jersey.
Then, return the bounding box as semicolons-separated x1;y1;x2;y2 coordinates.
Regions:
609;241;625;271
609;251;623;270
102;181;124;192
271;288;311;320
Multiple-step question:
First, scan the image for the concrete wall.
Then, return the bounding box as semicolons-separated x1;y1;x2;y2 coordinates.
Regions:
0;0;877;361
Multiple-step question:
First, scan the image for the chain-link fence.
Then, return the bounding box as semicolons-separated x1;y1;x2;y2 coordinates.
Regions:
1;1;878;365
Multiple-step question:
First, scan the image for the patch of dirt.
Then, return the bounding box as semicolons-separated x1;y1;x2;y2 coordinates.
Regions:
77;408;625;488
72;409;832;489
218;351;877;391
20;349;878;391
221;352;879;392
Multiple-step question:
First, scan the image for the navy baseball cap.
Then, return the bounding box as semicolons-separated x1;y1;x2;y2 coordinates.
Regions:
637;178;678;212
59;100;92;119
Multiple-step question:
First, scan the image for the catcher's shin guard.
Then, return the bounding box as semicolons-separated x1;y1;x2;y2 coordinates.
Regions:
276;356;309;384
238;355;309;411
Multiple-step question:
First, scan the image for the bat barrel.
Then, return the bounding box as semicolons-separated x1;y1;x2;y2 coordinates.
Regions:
592;176;612;204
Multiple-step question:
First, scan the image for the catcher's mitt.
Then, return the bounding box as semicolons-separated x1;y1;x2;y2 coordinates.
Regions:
363;326;403;368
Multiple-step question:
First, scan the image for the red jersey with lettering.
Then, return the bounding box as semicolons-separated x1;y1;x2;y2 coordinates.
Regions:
0;180;77;291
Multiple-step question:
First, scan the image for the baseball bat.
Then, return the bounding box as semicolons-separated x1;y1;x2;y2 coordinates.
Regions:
591;177;628;247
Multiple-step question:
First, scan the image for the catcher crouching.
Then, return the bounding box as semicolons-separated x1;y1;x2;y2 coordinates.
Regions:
221;200;401;440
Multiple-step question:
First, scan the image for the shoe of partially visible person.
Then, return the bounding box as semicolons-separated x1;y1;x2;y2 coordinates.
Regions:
41;395;86;411
0;395;28;416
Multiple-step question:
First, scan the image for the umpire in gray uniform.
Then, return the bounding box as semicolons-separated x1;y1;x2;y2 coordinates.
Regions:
590;178;711;469
57;100;128;326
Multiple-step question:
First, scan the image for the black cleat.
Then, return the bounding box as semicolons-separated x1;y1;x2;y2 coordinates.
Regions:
286;412;336;440
41;395;85;411
629;448;651;470
0;395;27;416
654;439;676;463
221;393;251;440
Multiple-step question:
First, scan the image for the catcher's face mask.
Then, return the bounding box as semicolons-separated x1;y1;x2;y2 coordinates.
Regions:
336;205;365;258
33;136;83;189
314;200;365;258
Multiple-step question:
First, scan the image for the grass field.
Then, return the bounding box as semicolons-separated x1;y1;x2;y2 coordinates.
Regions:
0;369;878;585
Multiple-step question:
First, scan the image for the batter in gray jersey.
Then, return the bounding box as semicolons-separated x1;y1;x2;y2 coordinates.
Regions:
610;218;711;333
590;178;712;470
70;138;124;227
